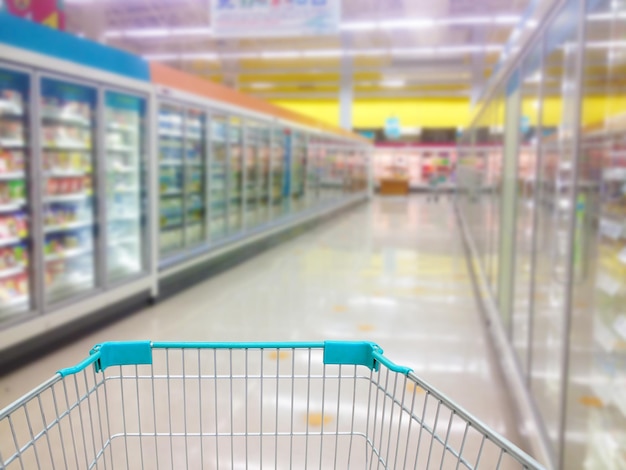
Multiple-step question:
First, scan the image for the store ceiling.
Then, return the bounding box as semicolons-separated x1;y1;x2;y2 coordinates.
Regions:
64;0;530;99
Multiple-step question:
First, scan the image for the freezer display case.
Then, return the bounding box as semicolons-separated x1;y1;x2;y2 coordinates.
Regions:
272;128;286;217
257;125;271;223
244;122;259;229
228;117;243;234
209;115;228;240
158;104;184;256
305;137;320;206
184;109;206;246
41;77;96;305
291;131;306;210
0;67;31;319
104;91;146;283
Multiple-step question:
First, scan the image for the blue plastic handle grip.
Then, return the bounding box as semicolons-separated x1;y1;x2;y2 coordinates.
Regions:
57;340;413;376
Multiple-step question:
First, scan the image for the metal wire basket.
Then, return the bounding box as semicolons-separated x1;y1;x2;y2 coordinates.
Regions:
0;341;544;469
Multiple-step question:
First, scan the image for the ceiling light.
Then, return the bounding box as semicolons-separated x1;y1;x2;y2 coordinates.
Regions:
171;27;212;36
378;19;435;29
125;28;171;38
381;79;405;88
494;15;519;24
181;52;218;60
340;21;379;31
392;47;435;56
302;50;343;58
444;17;491;25
261;51;301;59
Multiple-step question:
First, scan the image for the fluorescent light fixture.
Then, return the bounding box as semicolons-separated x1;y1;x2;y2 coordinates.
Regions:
444;16;491;25
379;19;435;29
181;52;218;60
143;44;503;63
392;47;435;56
222;52;259;60
586;40;626;48
171;27;212;36
105;27;212;39
125;28;171;38
340;21;379;31
302;50;343;58
494;15;519;24
381;79;405;88
106;14;522;39
261;51;301;59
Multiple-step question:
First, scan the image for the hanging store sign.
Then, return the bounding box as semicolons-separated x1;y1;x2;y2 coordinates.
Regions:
210;0;340;38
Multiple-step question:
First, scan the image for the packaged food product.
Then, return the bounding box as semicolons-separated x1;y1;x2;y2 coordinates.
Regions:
16;274;28;295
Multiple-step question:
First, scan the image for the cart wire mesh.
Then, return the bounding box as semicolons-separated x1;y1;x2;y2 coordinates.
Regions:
0;341;544;469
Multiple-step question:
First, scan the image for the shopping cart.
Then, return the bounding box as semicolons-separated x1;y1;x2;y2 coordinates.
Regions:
0;341;544;469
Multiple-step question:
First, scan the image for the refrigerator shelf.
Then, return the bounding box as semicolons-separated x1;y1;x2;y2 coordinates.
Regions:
186;161;204;167
44;220;93;234
0;172;24;180
108;146;136;153
42;112;90;127
44;143;91;151
109;214;140;222
159;130;183;138
0;295;28;308
0;237;25;248
45;170;88;177
161;222;183;230
107;123;137;133
0;265;26;280
109;236;139;246
0;100;22;116
0;139;25;148
110;165;137;173
160;160;183;166
45;246;93;262
160;189;183;196
0;201;25;212
114;187;139;193
44;193;90;203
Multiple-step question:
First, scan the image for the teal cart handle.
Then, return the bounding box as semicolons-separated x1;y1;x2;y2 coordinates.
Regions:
57;340;413;377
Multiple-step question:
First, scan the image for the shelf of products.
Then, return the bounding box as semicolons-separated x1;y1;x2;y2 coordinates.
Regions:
184;109;206;246
105;91;145;282
0;69;31;318
209;117;228;241
229;119;243;234
41;78;96;305
158;104;184;255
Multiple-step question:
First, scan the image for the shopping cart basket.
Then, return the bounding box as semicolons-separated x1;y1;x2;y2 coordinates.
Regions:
0;341;544;469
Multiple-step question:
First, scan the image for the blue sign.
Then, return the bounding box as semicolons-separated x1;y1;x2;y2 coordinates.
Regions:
384;116;401;140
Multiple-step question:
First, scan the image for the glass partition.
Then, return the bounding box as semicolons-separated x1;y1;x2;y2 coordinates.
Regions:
512;44;544;378
530;0;582;455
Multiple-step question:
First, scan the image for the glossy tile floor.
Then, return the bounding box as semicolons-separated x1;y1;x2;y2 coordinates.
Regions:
0;195;528;469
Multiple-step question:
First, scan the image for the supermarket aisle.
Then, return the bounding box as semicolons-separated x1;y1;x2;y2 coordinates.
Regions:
0;195;523;464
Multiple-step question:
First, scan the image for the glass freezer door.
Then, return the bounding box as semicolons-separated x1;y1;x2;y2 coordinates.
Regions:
228;118;243;234
244;122;259;229
0;67;31;320
209;116;228;240
40;78;96;305
185;109;206;246
158;104;184;256
104;91;146;283
258;126;271;223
